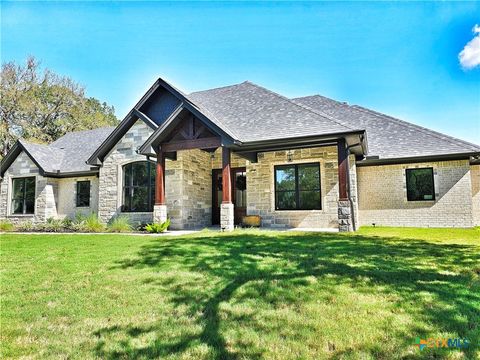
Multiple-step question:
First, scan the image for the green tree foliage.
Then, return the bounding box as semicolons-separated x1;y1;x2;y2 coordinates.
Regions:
0;56;118;158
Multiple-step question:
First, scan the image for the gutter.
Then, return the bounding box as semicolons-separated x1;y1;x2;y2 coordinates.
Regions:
236;129;366;149
43;170;100;178
357;151;480;167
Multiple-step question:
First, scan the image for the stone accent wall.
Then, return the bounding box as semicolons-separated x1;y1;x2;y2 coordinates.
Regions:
98;120;155;225
348;154;359;230
246;146;340;229
57;176;99;219
211;148;247;169
338;200;353;232
0;151;56;223
166;149;212;229
220;203;234;231
96;121;212;228
357;160;475;228
153;204;167;223
471;165;480;226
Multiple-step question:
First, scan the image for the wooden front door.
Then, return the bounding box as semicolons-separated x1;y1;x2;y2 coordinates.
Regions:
212;167;247;225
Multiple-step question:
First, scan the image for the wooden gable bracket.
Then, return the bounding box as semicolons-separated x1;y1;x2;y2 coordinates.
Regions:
160;114;222;153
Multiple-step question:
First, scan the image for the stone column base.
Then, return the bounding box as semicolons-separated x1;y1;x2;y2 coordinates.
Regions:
153;204;168;224
338;200;353;232
220;203;234;231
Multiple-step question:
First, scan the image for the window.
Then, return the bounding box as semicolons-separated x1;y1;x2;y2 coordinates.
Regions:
406;168;435;201
122;161;155;212
11;177;35;215
275;163;321;210
76;181;90;207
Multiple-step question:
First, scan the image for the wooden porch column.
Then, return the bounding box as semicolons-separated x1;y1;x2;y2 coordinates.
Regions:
337;138;348;201
222;146;232;204
155;147;166;205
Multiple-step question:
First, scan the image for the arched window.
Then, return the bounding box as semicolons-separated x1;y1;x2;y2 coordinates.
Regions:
122;161;155;212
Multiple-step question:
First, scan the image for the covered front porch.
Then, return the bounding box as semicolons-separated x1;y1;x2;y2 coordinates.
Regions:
139;104;363;232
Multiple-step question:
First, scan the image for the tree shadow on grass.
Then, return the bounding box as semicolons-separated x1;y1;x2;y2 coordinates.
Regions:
93;231;479;359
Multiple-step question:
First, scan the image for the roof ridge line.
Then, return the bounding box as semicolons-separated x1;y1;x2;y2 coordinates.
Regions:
244;81;359;132
351;105;480;151
188;81;248;96
50;126;116;146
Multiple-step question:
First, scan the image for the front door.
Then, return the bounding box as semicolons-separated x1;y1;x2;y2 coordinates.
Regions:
212;167;247;225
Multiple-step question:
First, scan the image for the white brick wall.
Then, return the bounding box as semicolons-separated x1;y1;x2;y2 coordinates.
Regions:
471;164;480;226
57;176;99;219
357;160;475;228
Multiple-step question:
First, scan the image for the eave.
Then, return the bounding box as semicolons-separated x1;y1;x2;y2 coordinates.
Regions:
356;151;480;167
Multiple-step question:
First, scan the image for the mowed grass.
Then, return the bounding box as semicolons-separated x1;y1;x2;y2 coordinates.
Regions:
1;228;479;359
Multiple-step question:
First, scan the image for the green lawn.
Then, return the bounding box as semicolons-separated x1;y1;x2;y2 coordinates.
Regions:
1;227;479;359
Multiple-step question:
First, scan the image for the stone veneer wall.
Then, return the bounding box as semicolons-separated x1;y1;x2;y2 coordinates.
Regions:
348;154;359;230
246;146;340;229
357;160;474;228
98;120;155;225
471;165;480;226
0;151;57;223
210;148;247;169
57;176;99;219
166;149;212;229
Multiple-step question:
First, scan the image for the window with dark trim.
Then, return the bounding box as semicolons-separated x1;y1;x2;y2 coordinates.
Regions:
274;163;321;210
76;181;90;207
406;167;435;201
122;161;155;212
11;177;35;214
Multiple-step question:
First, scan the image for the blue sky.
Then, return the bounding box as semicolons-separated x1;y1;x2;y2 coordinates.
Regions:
2;1;479;143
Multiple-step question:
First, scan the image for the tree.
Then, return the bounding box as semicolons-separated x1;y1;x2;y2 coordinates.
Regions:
0;56;118;159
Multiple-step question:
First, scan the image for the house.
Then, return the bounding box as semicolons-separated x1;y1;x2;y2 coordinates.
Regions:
1;78;479;231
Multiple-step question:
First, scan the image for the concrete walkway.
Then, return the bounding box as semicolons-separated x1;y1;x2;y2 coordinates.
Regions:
1;227;339;236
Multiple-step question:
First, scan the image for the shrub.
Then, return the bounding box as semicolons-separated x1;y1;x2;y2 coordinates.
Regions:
41;218;65;232
72;212;105;233
62;217;73;229
108;216;132;233
0;220;14;232
144;219;171;233
16;221;36;232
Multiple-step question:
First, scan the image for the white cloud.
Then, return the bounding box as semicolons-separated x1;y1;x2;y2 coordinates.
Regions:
459;24;480;70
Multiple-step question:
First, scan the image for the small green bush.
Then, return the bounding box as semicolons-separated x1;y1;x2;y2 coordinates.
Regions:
41;218;65;232
0;220;14;232
108;216;132;233
72;212;106;232
62;217;73;230
144;219;171;233
16;221;36;232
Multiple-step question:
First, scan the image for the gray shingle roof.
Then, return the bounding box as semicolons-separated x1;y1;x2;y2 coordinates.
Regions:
49;127;115;172
19;140;64;173
19;127;114;174
5;78;479;177
293;95;480;160
188;81;360;142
